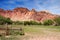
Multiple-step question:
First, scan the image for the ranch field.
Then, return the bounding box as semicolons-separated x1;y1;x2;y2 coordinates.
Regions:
0;25;60;40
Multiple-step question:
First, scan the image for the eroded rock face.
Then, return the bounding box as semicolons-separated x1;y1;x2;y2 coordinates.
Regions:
0;7;57;22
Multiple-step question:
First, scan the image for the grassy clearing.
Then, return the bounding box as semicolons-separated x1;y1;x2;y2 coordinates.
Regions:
23;25;60;34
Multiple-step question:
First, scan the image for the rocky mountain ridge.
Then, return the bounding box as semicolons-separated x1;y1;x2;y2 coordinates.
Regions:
0;7;58;22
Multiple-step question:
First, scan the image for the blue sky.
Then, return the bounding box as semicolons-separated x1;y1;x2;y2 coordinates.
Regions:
0;0;60;15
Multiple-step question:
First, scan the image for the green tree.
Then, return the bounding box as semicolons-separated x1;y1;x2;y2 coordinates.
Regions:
43;20;54;25
0;15;12;25
54;17;60;26
4;18;12;24
24;21;30;25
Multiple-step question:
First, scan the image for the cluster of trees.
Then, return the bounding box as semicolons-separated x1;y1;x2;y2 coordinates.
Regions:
0;15;60;26
13;21;41;25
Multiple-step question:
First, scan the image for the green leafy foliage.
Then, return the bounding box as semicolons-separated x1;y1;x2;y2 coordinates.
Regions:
43;20;54;25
